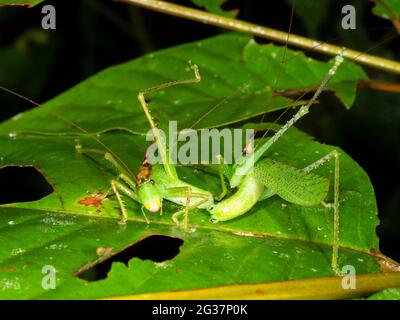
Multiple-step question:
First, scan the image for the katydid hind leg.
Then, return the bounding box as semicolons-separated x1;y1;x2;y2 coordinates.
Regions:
305;150;341;275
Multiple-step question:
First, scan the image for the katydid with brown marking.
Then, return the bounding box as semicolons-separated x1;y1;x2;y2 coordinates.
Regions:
70;63;217;226
0;70;214;228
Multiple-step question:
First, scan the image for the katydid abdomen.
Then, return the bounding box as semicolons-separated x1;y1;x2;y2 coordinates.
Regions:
210;158;330;222
255;159;330;207
210;169;264;221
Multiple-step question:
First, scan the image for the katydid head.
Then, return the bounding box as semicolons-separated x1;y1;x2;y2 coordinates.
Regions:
135;157;161;212
137;179;162;213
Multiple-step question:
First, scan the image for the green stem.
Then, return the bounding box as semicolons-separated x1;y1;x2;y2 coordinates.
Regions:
117;0;400;75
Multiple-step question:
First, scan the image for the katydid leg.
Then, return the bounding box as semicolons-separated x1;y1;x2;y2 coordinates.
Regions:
304;150;341;275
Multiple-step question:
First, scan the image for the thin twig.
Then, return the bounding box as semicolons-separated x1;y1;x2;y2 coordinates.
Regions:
359;79;400;93
116;0;400;75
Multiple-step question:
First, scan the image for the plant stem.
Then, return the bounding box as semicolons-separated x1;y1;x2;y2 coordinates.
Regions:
106;272;400;299
117;0;400;75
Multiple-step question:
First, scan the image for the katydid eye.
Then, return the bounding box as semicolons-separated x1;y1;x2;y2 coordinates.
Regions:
149;179;155;185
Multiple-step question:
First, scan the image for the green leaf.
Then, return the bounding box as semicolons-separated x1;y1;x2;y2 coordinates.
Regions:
368;287;400;300
0;0;43;6
0;33;367;138
372;0;400;21
0;33;395;299
0;122;388;298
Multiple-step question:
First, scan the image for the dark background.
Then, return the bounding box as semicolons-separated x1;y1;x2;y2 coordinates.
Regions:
0;0;399;262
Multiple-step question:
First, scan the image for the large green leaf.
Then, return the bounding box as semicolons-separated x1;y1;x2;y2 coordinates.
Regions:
0;33;395;299
0;123;388;298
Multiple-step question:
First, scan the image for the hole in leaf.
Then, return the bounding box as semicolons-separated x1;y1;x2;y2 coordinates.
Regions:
0;166;53;204
77;235;184;282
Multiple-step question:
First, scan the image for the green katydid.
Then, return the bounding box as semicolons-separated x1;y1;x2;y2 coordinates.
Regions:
0;65;214;227
134;52;344;274
71;63;215;226
205;52;344;275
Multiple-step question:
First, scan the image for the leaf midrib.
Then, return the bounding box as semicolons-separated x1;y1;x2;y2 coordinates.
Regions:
0;204;380;256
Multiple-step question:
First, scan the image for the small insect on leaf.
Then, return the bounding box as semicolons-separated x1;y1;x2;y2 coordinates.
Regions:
78;191;108;208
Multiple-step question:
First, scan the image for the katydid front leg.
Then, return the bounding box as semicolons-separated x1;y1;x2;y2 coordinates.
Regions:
74;63;214;227
136;62;214;214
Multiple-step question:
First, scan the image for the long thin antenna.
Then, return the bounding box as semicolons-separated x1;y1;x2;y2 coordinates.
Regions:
0;85;39;106
0;85;137;180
